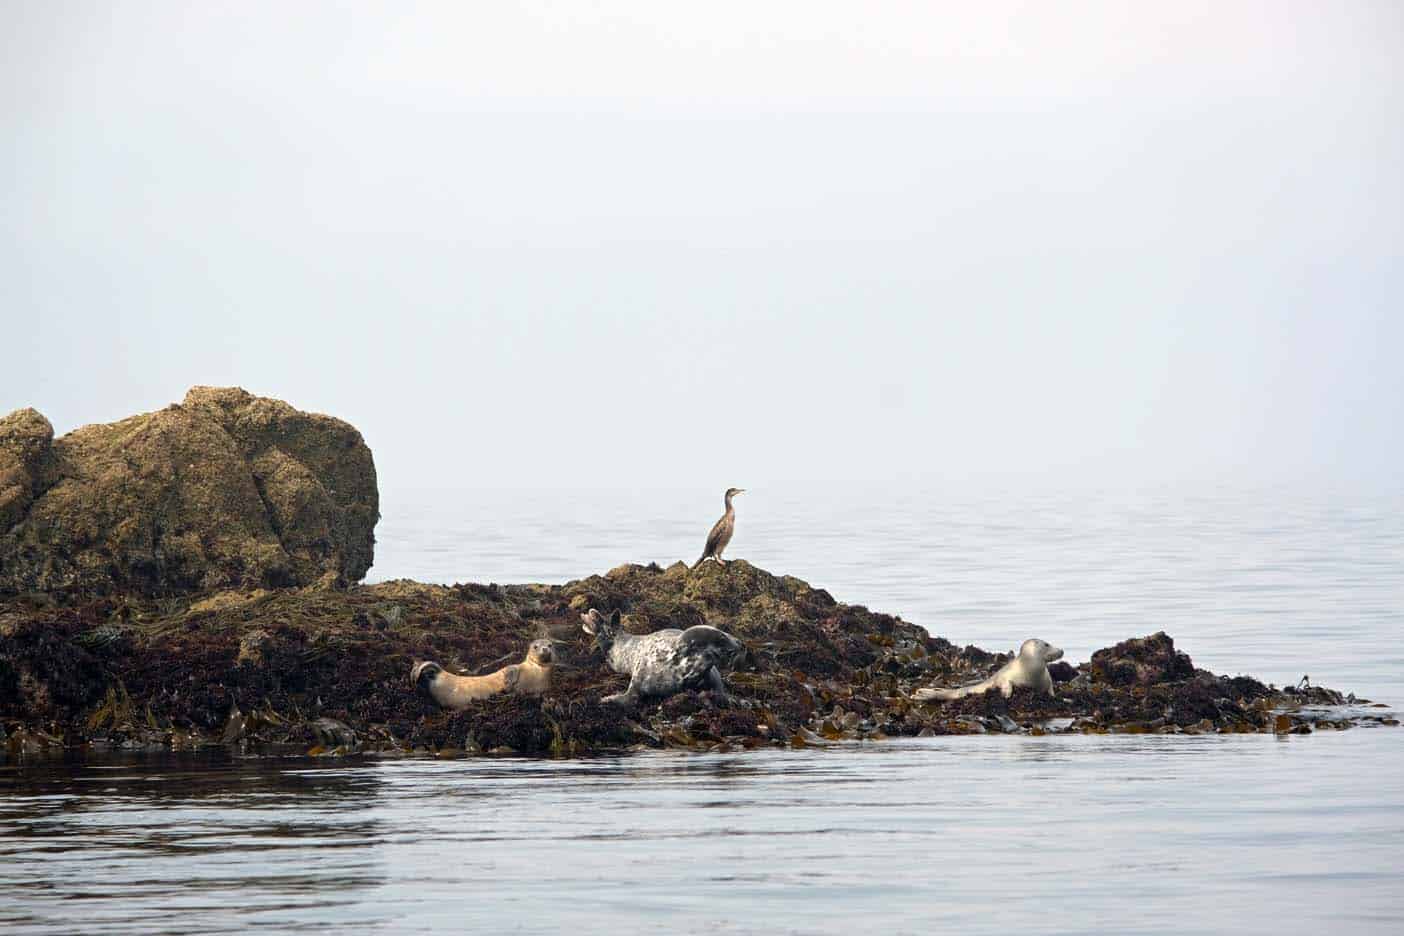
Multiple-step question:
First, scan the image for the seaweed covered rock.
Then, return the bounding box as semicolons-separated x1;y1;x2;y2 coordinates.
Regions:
1085;631;1195;686
0;388;378;598
0;561;1391;759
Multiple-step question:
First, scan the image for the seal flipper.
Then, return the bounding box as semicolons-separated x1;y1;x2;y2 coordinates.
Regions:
703;665;749;707
913;685;962;701
601;684;643;708
705;666;726;694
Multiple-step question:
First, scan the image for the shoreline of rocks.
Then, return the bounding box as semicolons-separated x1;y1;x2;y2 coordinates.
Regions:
3;389;1395;760
2;560;1395;760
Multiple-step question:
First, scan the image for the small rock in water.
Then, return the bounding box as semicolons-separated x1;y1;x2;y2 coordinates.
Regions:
312;718;358;750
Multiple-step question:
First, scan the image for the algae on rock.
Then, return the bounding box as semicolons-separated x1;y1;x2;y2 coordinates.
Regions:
4;559;1385;759
0;387;379;598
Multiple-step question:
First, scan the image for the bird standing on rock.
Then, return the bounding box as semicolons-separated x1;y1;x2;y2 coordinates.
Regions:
694;487;744;568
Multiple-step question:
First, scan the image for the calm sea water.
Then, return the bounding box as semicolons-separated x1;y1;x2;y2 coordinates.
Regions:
3;483;1402;934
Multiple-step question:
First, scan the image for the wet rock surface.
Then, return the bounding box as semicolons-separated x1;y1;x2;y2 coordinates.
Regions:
0;388;378;598
0;560;1394;759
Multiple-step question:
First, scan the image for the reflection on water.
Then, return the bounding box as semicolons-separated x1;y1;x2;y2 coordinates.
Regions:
0;752;388;931
3;735;1403;934
4;483;1403;933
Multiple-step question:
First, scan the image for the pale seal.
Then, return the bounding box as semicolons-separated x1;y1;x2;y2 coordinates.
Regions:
580;608;748;707
913;638;1064;701
411;639;556;710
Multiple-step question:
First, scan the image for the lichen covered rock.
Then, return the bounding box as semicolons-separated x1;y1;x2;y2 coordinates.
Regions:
0;388;378;597
0;408;58;533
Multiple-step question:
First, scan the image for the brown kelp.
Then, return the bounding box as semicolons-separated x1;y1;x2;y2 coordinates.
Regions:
1;561;1394;759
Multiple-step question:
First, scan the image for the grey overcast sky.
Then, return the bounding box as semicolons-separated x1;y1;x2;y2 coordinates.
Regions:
3;1;1400;491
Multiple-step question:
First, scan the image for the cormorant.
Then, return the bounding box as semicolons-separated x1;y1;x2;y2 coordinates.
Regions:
694;487;744;568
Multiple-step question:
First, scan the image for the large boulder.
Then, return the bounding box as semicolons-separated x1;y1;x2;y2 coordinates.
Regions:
0;387;379;597
0;408;58;533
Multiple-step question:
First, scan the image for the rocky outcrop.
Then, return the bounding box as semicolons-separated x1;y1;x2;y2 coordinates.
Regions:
1086;631;1196;686
0;408;58;533
0;560;1387;759
0;387;378;597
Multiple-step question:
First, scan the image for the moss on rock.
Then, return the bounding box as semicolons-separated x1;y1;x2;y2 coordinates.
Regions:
0;388;378;598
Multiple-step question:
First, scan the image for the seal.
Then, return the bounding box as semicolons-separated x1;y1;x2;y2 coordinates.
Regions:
913;638;1064;701
411;639;556;710
580;608;749;707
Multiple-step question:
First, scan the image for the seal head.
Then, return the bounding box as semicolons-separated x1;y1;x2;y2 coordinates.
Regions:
526;638;556;666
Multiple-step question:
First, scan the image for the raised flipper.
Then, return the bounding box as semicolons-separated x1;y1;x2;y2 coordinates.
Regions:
502;665;521;693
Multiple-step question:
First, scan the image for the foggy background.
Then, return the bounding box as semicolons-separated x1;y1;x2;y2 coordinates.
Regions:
4;1;1400;493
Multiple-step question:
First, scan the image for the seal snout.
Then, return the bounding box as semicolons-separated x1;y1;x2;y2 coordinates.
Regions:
1044;644;1064;662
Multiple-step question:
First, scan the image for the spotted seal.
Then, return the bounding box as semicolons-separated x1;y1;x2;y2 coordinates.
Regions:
411;639;556;710
580;608;748;707
914;638;1064;700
